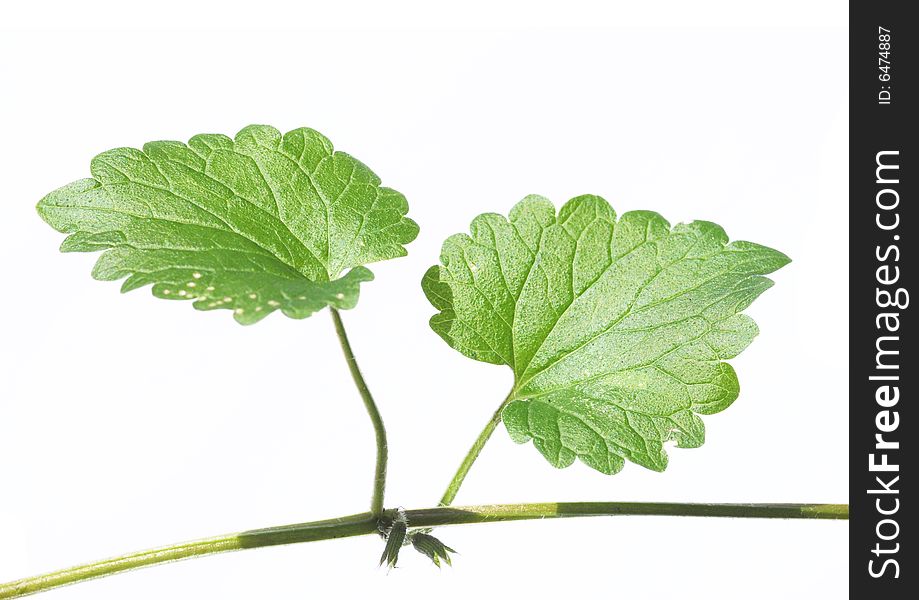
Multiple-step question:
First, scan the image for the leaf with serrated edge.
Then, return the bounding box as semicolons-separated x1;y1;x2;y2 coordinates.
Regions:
38;125;419;324
423;195;789;474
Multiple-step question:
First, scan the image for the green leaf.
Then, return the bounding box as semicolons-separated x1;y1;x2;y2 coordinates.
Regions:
423;195;789;474
37;125;419;324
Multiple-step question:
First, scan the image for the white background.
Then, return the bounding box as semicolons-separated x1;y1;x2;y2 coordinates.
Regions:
1;2;848;599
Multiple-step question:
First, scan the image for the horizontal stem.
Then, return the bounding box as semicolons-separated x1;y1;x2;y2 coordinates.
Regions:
406;502;849;525
0;502;846;599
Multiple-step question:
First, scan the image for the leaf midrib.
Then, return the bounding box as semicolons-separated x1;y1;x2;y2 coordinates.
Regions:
508;222;764;400
155;145;332;278
512;271;760;402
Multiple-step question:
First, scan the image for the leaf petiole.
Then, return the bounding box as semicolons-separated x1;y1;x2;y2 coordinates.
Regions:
439;391;513;506
330;308;388;519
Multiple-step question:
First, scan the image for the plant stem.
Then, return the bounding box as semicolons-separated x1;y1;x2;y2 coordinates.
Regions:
330;308;388;519
439;391;513;506
0;502;848;599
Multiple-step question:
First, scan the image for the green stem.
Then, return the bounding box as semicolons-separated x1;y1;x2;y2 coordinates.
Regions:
0;502;848;599
330;308;388;519
439;391;513;506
